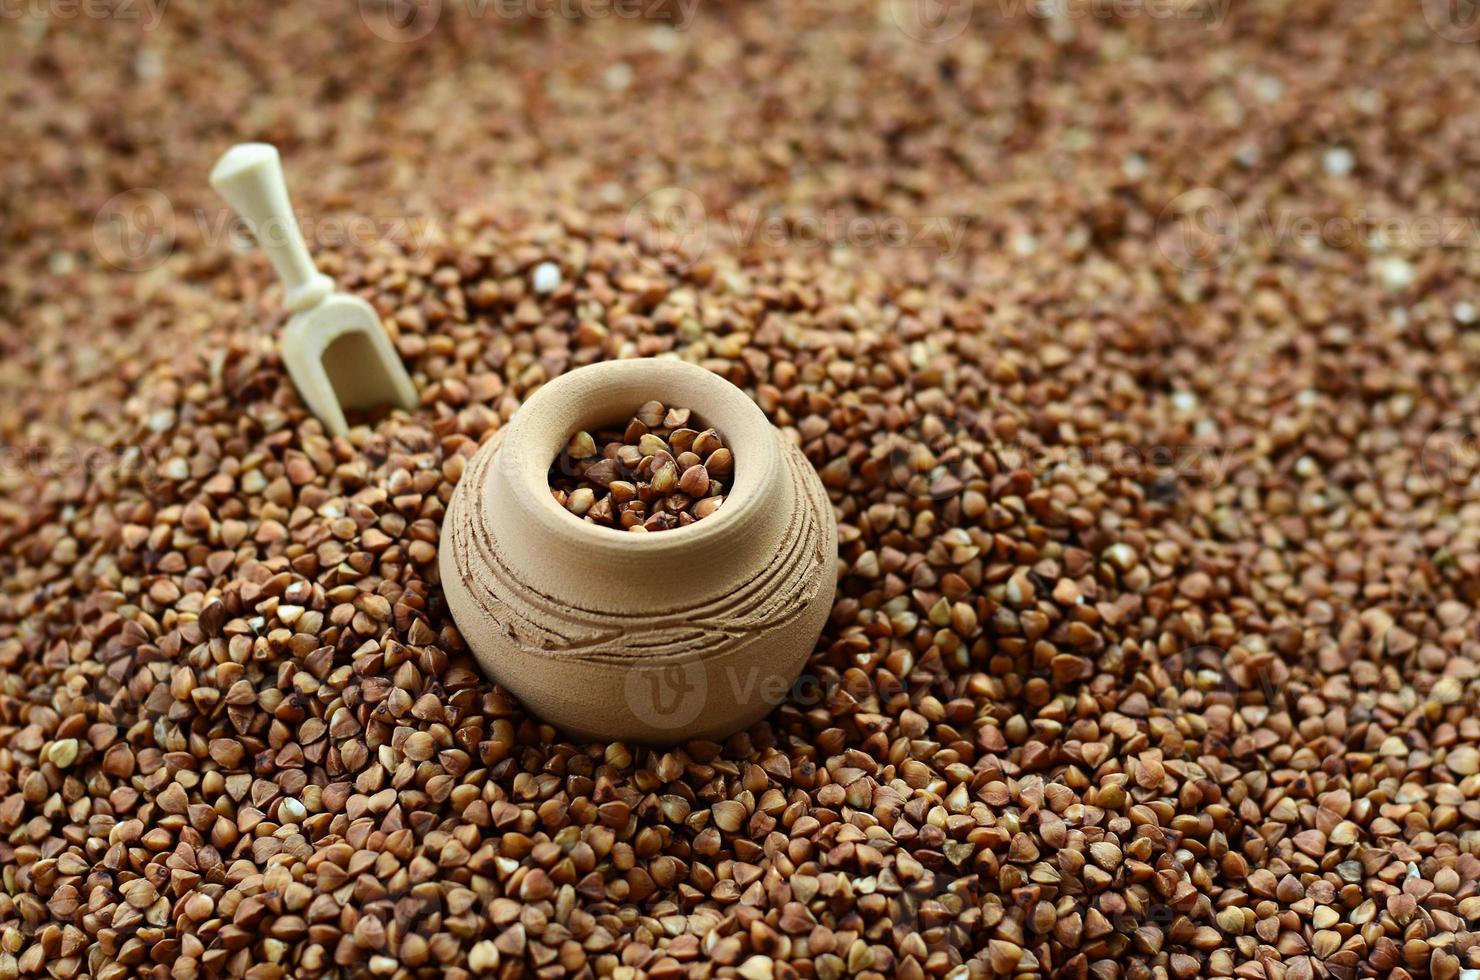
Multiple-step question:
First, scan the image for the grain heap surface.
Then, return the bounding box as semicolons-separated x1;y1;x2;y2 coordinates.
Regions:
1;3;1478;978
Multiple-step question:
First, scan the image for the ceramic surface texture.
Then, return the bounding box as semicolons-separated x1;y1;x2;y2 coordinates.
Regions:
440;359;838;742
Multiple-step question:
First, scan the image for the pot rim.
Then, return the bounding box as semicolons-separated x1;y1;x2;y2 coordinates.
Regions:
493;358;781;561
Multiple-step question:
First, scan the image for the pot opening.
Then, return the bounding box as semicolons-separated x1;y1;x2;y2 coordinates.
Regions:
546;399;735;534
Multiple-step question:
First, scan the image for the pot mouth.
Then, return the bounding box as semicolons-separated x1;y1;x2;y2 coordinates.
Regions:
495;358;780;558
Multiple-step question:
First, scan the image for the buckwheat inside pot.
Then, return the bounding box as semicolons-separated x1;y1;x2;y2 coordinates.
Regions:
549;400;731;532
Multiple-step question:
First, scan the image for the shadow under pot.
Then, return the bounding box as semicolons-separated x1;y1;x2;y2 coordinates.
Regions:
439;359;838;743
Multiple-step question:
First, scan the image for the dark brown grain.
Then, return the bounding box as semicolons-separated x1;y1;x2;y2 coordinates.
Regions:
1;3;1478;979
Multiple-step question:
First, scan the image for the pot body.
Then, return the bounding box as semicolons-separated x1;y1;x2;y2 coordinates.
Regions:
439;359;838;743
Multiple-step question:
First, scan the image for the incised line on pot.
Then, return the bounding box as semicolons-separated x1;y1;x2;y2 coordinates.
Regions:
447;434;832;667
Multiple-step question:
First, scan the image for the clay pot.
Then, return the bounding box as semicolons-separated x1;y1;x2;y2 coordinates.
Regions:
440;359;838;743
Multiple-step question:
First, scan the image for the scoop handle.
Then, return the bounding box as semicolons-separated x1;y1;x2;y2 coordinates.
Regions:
210;143;334;313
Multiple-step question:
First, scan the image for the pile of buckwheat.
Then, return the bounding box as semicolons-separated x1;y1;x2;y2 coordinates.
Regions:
550;401;730;532
1;3;1478;979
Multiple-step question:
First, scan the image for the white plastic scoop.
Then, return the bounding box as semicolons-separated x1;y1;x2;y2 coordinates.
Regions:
209;143;417;437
